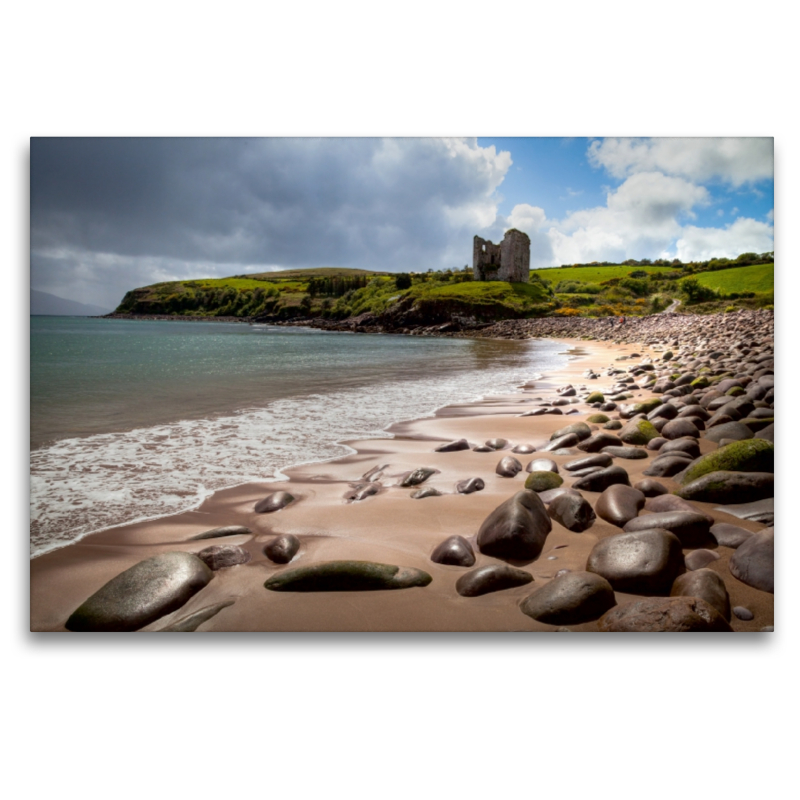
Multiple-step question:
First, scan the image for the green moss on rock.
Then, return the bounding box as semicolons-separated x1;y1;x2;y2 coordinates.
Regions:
586;392;605;403
524;471;564;492
690;376;710;389
587;414;610;423
620;417;660;445
726;386;745;396
631;398;663;415
681;439;774;485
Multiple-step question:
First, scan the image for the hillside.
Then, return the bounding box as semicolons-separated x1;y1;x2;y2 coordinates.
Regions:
31;289;113;316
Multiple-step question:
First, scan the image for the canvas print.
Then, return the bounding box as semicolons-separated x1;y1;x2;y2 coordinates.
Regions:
30;137;774;632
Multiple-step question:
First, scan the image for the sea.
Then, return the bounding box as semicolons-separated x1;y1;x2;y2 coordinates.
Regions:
30;316;570;557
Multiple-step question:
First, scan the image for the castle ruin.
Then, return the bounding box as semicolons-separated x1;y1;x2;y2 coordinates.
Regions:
473;228;530;283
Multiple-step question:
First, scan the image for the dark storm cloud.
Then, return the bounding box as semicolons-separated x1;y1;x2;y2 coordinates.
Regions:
31;138;512;306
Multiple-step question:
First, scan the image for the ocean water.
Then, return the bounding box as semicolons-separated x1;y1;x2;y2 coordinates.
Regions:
30;317;568;557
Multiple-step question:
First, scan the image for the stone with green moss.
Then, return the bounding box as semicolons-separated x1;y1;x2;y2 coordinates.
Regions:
690;376;710;389
662;351;673;361
675;471;774;504
586;392;605;404
726;386;745;397
680;440;774;485
587;414;610;423
604;420;623;430
525;471;564;492
619;417;660;445
264;560;432;591
631;398;662;415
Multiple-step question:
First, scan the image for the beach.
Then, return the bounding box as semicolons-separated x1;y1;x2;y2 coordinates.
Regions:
29;309;774;633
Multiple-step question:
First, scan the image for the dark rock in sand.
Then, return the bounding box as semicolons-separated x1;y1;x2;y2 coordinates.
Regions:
733;606;754;621
547;491;596;532
661;437;701;459
681;439;773;485
538;487;581;505
598;596;732;632
564;453;612;471
619;417;660;446
684;549;720;571
646;437;667;451
524;471;564;492
400;468;437;487
496;455;523;478
157;600;236;632
254;491;296;514
586;529;684;595
197;545;251;570
603;420;623;430
472;445;493;452
411;486;443;499
456;564;533;597
189;525;252;541
346;482;382;502
477;490;552;561
526;457;559;474
66;552;214;632
677;471;773;504
714;497;773;525
435;438;470;452
623;511;713;548
577;432;623;452
729;528;774;593
519;572;616;625
263;561;432;592
644;494;712;522
661;419;701;440
710;523;753;549
456;477;485;494
677;404;709;421
264;534;301;564
486;438;508;450
572;465;631;492
551;422;592;442
431;535;475;567
705;421;754;443
648;403;678;421
601;446;648;460
671;569;731;620
541;433;580;451
643;455;694;478
595;484;645;527
512;443;536;454
755;423;774;442
634;479;668;497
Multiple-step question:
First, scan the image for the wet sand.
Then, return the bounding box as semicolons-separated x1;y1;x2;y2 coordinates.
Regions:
30;336;773;632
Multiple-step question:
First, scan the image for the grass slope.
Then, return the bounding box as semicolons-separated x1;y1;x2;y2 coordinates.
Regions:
692;263;774;294
531;265;676;284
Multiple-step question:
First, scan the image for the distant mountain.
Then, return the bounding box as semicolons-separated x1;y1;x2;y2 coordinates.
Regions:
30;289;113;317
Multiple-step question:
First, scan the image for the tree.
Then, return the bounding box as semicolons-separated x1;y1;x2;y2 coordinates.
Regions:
395;273;412;290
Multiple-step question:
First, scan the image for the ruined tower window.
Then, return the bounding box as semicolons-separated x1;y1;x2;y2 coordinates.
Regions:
482;245;486;252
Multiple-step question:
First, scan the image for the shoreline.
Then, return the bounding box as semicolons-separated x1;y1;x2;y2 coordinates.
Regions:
30;310;774;632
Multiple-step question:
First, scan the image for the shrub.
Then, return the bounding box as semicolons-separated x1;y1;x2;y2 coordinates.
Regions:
395;273;412;290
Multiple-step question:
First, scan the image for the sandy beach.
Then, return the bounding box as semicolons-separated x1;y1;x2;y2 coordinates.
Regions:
29;310;774;633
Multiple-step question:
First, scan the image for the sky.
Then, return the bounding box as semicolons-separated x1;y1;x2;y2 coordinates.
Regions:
30;137;774;310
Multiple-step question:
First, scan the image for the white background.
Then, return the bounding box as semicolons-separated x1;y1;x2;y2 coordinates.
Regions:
5;2;795;798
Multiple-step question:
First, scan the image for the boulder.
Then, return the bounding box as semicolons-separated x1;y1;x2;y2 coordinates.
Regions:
595;484;645;527
680;440;773;485
189;525;252;541
524;471;564;492
456;477;485;494
456;565;533;597
66;552;213;632
684;549;720;570
345;482;381;502
435;438;470;452
643;455;697;478
622;511;713;548
619;417;660;445
511;443;536;454
486;438;508;450
477;490;552;561
547;491;596;533
254;491;295;513
541;433;580;452
586;529;684;594
713;497;773;525
634;479;668;497
729;528;774;593
526;458;559;474
676;471;774;504
644;494;712;522
598;597;732;632
661;419;700;440
496;456;523;478
600;446;648;460
197;545;251;570
551;422;592;442
671;569;731;620
400;468;437;487
705;421;754;443
710;523;753;549
411;486;443;499
519;572;616;625
431;535;475;567
578;432;623;453
157;600;235;632
564;453;612;471
264;534;301;564
660;437;701;459
263;561;432;591
572;465;631;492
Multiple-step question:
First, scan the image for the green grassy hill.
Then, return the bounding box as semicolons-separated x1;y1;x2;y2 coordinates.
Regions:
692;263;774;294
531;265;677;284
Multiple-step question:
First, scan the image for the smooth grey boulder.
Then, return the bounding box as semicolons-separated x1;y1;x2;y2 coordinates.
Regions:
456;477;485;494
512;443;536;454
671;569;731;620
710;523;753;549
400;468;437;487
456;564;533;597
564;453;612;472
643;455;697;478
644;494;713;523
661;419;700;440
713;497;773;525
189;525;252;541
197;545;251;570
254;491;295;514
578;432;623;453
729;528;774;593
477;490;552;561
646;437;667;451
496;455;523;478
541;433;580;452
634;479;668;497
684;549;720;571
345;482;381;502
648;403;678;421
526;457;559;474
705;421;754;443
601;446;648;460
431;535;476;567
755;423;774;442
538;487;582;505
411;486;443;499
435;438;470;452
595;484;645;527
598;596;732;632
550;422;592;442
661;437;701;459
486;438;508;450
157;600;235;632
66;552;213;632
586;529;684;595
572;465;631;492
623;511;713;548
264;561;432;591
547;491;596;533
264;534;301;564
473;446;494;453
519;572;616;625
676;471;773;504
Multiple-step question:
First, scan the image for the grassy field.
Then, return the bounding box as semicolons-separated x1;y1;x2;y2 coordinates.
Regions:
691;263;774;294
531;265;677;284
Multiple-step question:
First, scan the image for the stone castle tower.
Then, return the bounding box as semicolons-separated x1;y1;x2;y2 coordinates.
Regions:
473;229;530;282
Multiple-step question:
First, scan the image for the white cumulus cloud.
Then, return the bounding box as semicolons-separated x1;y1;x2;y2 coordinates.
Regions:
675;218;774;262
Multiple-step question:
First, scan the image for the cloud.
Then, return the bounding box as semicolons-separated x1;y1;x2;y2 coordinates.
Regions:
588;137;773;186
31;138;512;306
675;218;774;262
